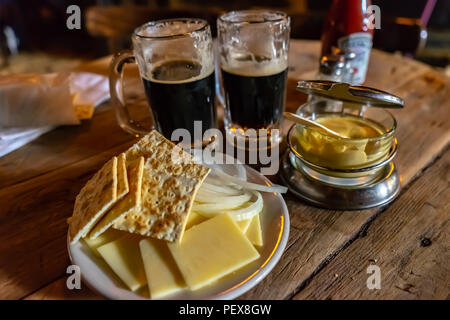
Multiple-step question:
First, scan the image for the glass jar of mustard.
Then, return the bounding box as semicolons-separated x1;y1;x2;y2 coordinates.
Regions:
289;80;403;186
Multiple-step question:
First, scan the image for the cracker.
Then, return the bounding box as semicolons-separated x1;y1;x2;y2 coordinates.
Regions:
124;130;210;180
117;153;129;199
113;161;206;242
69;157;118;244
88;157;144;239
74;102;94;120
113;130;210;242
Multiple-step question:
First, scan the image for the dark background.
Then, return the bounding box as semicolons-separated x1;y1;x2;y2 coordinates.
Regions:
0;0;449;66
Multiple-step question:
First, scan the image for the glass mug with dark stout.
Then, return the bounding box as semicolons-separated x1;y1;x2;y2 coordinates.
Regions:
110;19;217;143
217;10;290;147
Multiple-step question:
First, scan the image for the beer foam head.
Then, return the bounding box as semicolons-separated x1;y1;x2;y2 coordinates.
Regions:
218;10;290;77
221;55;287;77
133;19;214;83
144;58;214;84
135;19;208;38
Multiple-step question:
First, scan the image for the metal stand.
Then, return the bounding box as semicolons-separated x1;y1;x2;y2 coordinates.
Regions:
279;150;400;210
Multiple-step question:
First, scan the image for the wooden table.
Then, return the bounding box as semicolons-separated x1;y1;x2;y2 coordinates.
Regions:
1;40;449;300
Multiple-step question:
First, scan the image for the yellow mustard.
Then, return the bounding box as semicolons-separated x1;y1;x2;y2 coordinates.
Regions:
295;115;392;169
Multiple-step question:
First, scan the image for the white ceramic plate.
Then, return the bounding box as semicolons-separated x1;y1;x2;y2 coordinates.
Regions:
68;162;290;300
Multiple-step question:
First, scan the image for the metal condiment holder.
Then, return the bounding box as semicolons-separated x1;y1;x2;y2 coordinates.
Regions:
280;80;404;210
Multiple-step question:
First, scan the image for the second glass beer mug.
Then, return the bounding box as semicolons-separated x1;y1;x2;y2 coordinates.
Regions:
217;10;290;146
110;19;216;142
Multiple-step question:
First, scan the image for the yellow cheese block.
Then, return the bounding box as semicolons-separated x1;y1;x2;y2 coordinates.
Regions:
185;211;207;230
246;214;263;246
188;212;251;233
97;235;147;291
168;214;260;291
236;218;252;233
139;239;186;299
83;228;124;257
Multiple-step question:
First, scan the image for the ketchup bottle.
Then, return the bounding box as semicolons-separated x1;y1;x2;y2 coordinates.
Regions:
321;0;374;85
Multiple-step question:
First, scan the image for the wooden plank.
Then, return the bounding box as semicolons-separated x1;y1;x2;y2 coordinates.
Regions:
24;278;102;300
0;66;145;190
287;41;432;93
293;149;450;300
240;69;450;299
0;140;136;299
0;105;129;189
240;200;377;299
1;40;449;300
24;224;306;300
0;42;432;190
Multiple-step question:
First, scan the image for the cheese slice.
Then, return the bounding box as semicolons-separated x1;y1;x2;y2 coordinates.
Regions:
236;218;252;233
97;235;146;291
83;228;125;257
186;213;250;233
246;214;263;246
168;214;260;290
185;211;207;230
139;239;186;299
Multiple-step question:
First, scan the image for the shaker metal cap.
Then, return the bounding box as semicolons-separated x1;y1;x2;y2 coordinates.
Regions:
296;80;404;108
319;55;345;74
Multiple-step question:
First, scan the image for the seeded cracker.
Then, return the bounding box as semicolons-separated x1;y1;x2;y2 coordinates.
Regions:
69;157;118;244
113;130;210;242
88;156;144;239
123;130;210;180
116;153;129;200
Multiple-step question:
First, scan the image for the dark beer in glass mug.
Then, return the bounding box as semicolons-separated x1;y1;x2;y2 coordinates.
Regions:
217;11;290;146
110;19;217;143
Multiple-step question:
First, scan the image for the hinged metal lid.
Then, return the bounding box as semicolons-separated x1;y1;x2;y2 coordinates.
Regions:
296;80;404;108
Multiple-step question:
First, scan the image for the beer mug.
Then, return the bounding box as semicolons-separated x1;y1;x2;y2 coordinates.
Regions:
217;11;290;146
110;19;217;141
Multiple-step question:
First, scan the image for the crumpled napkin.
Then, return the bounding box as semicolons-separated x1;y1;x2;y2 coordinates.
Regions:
0;72;109;157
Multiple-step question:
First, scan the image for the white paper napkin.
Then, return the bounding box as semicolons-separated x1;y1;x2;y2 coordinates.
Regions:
0;72;109;158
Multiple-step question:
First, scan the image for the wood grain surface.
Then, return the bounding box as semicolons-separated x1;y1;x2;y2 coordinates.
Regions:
293;148;449;300
0;40;448;300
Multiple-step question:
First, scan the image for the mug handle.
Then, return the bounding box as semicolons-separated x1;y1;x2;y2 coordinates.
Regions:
109;50;150;136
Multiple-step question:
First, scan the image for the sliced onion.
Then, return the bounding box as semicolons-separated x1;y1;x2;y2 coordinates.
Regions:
204;152;247;181
204;175;241;188
213;168;288;194
226;191;263;221
235;163;247;180
194;192;263;221
199;182;242;196
193;192;252;212
195;188;242;202
194;189;221;203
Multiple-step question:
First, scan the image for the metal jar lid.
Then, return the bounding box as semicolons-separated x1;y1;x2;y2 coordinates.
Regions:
296;80;404;109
